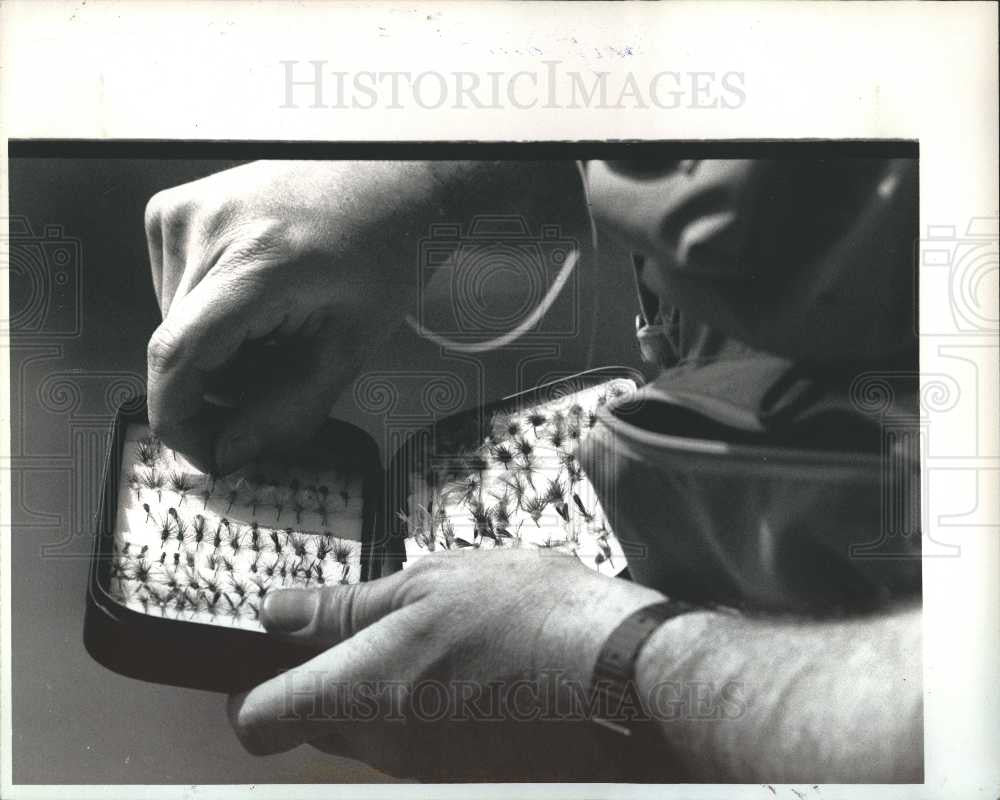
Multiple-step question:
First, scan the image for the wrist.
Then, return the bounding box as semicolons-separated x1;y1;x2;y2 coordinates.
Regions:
634;608;720;696
633;607;742;775
424;161;591;247
589;598;713;731
580;599;719;781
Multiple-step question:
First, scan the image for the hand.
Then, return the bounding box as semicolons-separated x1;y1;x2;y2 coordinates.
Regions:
227;548;669;780
143;160;433;473
143;159;590;473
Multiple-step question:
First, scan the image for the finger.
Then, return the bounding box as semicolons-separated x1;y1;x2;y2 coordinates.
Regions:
156;196;199;317
144;194;165;311
159;231;186;317
260;567;414;647
212;324;360;474
162;224;218;318
227;606;421;755
147;270;282;470
145;189;228;318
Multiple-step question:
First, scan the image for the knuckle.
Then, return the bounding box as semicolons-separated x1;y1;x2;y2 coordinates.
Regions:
222;220;296;266
405;551;443;577
145;400;175;443
314;578;398;641
146;189;198;257
146;401;182;442
159;197;192;241
343;584;374;637
316;584;353;641
202;195;239;233
147;327;182;375
143;191;167;238
390;561;435;607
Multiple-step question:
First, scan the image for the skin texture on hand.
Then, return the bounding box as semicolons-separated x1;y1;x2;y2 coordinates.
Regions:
144;160;431;473
226;548;668;781
142;159;590;474
227;546;923;783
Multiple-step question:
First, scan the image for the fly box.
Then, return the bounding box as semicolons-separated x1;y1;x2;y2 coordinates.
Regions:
85;369;643;693
84;395;384;693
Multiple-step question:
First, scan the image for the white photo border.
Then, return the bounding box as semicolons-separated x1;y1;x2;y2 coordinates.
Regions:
1;1;997;798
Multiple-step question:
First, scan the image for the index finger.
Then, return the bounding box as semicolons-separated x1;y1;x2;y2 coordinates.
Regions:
146;272;260;470
227;605;421;756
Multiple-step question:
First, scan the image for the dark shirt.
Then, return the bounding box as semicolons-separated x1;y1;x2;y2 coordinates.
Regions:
580;159;921;615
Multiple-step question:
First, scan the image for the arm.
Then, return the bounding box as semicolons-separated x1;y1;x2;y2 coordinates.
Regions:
143;159;590;472
636;604;923;782
227;549;922;783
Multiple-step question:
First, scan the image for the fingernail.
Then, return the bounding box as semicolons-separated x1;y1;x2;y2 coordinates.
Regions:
216;432;259;474
261;589;318;635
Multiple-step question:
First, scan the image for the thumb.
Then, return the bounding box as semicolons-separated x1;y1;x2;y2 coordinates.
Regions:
212;328;359;474
260;567;414;648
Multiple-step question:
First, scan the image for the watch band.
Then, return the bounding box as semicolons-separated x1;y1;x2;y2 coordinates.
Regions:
590;599;702;736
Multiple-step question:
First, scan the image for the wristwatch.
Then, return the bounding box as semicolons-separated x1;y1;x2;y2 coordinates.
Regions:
590;599;703;736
